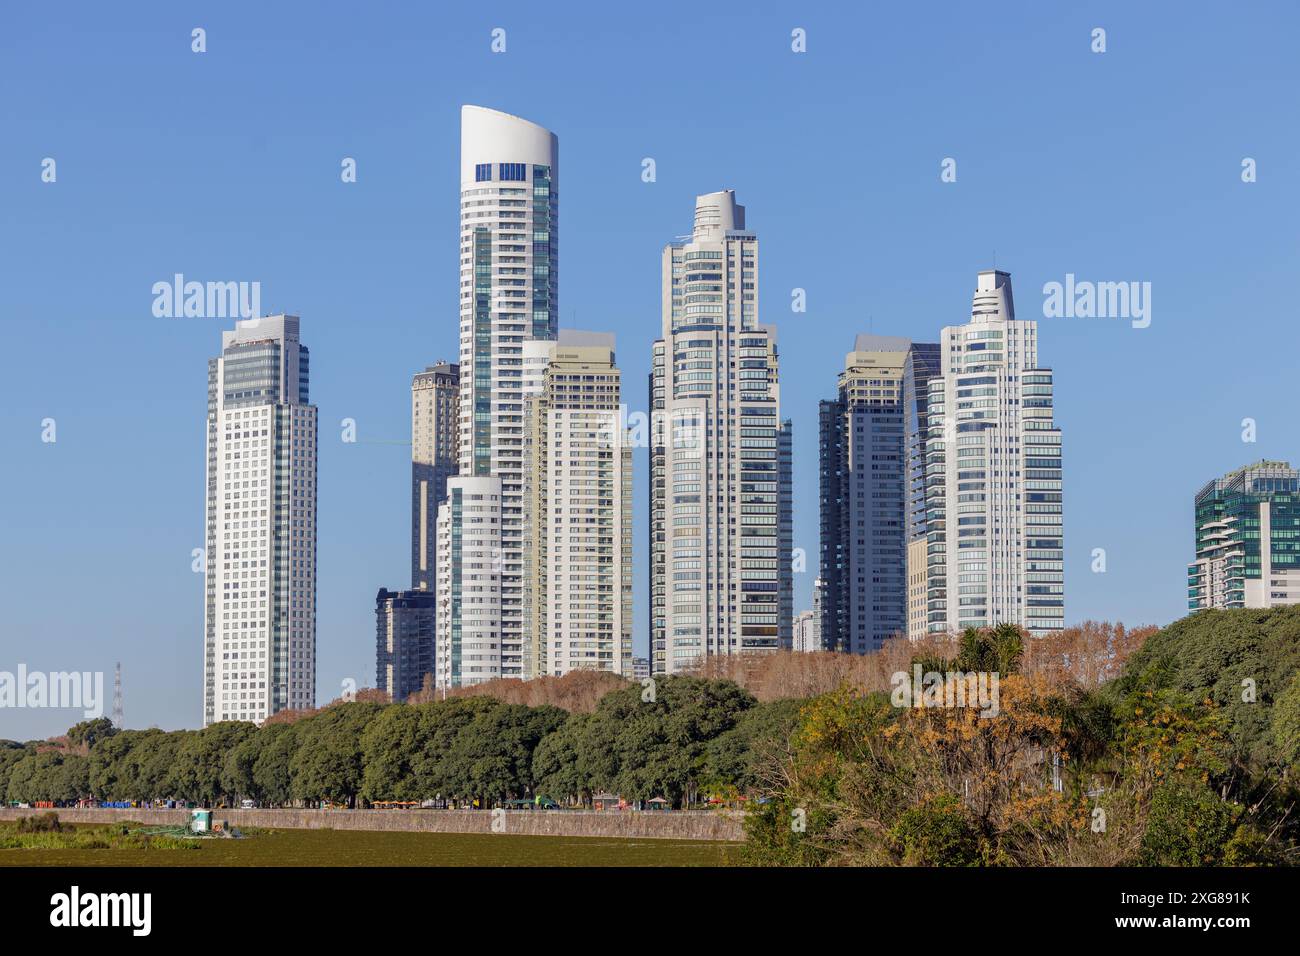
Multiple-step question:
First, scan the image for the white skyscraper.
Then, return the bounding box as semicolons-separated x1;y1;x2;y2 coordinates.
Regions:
203;315;317;725
455;105;559;681
523;332;633;677
649;190;793;674
921;270;1064;636
435;476;503;688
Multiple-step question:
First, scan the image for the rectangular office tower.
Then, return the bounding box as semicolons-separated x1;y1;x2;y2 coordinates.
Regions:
375;588;436;701
1188;460;1300;610
819;337;938;653
203;315;317;726
411;362;459;591
649;190;793;675
523;332;633;677
435;475;503;688
456;105;559;681
904;343;942;639
921;270;1064;636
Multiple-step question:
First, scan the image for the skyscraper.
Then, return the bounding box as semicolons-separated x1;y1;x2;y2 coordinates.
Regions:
523;331;633;677
411;362;459;591
904;342;942;639
455;105;559;681
649;190;793;674
1188;460;1300;610
819;336;937;653
921;270;1064;636
435;476;503;689
203;314;317;726
375;588;436;702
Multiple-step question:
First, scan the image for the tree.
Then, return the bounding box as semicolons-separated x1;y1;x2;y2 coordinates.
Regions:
136;730;192;802
6;751;88;804
589;676;757;807
532;714;589;804
360;705;423;803
443;703;567;804
169;721;256;806
66;717;118;752
1108;604;1300;771
1269;671;1300;775
704;698;805;796
410;697;501;800
251;723;300;806
289;702;384;806
0;743;32;801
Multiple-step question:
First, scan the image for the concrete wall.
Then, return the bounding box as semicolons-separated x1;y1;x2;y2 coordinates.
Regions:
0;807;743;842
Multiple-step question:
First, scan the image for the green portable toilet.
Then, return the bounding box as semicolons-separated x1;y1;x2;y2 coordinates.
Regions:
191;809;212;833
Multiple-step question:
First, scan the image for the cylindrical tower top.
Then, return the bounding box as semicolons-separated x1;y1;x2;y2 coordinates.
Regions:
460;105;559;187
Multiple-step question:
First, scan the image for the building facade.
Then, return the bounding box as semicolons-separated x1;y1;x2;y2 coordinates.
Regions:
793;609;822;652
411;362;459;591
649;190;793;674
203;315;317;725
375;588;436;701
819;336;937;653
435;476;503;689
523;332;633;677
456;105;559;681
921;270;1065;636
904;344;942;639
1188;461;1300;610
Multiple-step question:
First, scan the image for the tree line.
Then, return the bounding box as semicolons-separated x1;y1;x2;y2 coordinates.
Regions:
1;676;801;810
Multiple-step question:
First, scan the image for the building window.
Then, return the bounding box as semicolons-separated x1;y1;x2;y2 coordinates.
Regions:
499;162;527;182
475;163;492;182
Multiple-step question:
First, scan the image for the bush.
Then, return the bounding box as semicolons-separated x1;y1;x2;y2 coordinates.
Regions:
16;811;62;833
890;795;983;867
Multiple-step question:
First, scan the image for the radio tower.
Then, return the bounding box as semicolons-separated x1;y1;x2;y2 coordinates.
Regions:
112;662;123;729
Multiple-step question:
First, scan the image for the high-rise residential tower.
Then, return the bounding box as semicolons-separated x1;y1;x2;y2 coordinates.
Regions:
793;606;822;652
455;105;559;681
523;331;633;677
203;314;317;726
819;337;938;654
435;475;503;689
375;588;436;702
649;190;793;675
904;343;942;639
921;270;1064;636
411;362;460;591
1188;461;1300;610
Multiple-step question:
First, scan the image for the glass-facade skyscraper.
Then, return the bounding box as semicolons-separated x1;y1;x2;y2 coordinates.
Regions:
819;337;938;653
1189;460;1300;610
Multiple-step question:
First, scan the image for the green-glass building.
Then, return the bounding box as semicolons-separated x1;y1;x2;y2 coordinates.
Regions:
1188;460;1300;610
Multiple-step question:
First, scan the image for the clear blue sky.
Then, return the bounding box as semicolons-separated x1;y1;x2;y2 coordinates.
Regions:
2;1;1297;739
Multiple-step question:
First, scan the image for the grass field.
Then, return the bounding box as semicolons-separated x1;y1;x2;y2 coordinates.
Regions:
0;824;740;867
